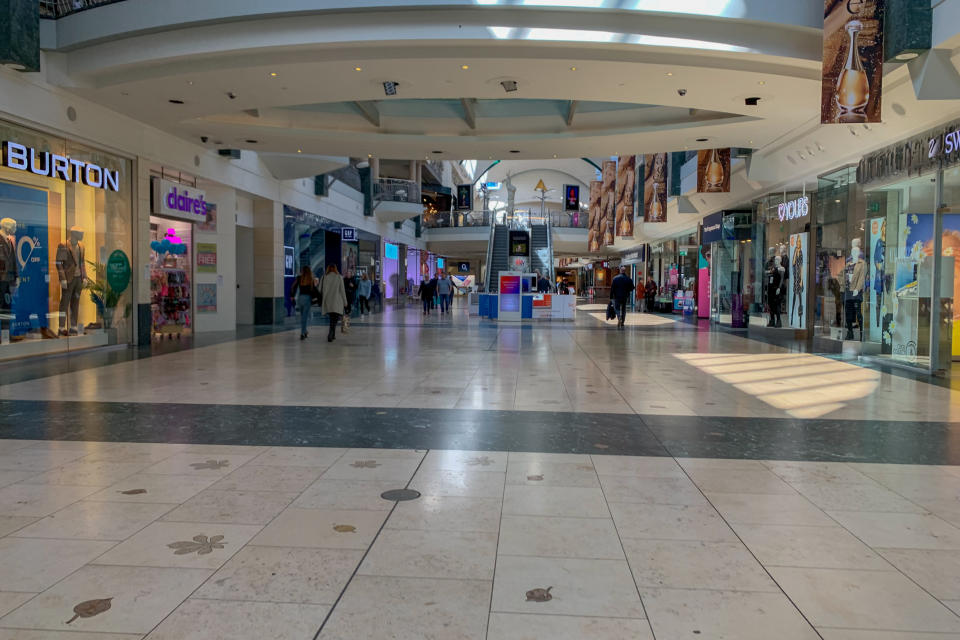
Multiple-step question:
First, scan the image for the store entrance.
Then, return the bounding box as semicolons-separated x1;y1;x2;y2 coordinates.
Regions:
149;217;193;339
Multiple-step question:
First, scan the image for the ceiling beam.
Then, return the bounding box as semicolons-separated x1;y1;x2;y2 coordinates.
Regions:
460;98;477;130
354;101;381;127
566;100;579;127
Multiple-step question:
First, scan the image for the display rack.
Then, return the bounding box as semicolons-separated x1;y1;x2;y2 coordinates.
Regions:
151;266;191;338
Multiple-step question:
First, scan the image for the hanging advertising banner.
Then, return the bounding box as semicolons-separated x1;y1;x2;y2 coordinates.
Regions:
601;160;616;246
788;232;808;328
867;217;886;344
564;184;580;211
588;180;602;252
456;184;472;210
642;153;668;223
615;155;636;237
696;149;731;192
821;0;884;124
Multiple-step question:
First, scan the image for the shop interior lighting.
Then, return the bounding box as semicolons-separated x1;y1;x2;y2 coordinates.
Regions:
354;66;363;72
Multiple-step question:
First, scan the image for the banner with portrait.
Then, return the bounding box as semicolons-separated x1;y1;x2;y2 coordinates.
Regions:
615;155;636;237
601;160;616;246
588;180;602;252
696;149;731;193
822;0;884;124
642;153;668;223
788;232;808;329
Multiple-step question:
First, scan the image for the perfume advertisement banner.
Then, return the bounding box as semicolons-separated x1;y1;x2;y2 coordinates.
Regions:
642;153;668;223
696;149;731;193
821;0;884;124
601;160;616;247
616;155;636;237
588;180;602;252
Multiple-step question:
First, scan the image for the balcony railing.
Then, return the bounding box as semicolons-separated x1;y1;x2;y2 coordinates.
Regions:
373;178;420;204
39;0;125;18
422;209;590;230
423;210;492;229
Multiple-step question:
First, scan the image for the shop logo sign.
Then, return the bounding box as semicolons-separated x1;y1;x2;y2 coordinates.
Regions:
166;186;208;216
151;177;208;222
2;141;120;192
778;196;809;222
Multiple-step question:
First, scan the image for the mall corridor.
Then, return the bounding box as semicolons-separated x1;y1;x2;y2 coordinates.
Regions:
1;307;959;639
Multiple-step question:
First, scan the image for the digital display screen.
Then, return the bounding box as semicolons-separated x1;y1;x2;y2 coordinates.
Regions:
500;275;520;295
384;243;399;260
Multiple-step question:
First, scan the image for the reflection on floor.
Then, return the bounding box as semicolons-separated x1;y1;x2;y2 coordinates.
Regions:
0;442;958;639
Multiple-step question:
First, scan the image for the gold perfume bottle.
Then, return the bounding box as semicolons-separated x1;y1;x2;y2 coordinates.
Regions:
650;183;663;221
705;149;724;191
835;20;869;116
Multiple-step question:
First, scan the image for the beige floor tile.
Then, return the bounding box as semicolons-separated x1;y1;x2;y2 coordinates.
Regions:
685;467;797;494
0;630;142;639
486;613;653;640
320;455;422;482
769;567;960;633
208;465;323;493
195;545;363;604
829;511;960;550
0;451;90;473
0;484;100;517
0;515;37;536
505;462;599;488
490;556;645;619
507;452;592;465
0;591;35;618
503;485;609;518
0;440;40;455
142;453;257;477
875;548;960;600
623;538;779;591
610;502;737;542
0;565;211;634
386;495;501;533
359;528;497;580
0;470;36;488
676;457;768;471
177;445;269;456
792;480;927;513
94;521;261;569
247;446;346;468
498;515;624;559
591;455;685;478
732;524;889;570
13;501;175;541
817;630;960;640
250;508;386;549
84;473;219;504
21;461;151;487
292;479;396;511
146;598;328;640
410;470;506;498
642;588;820;640
761;461;875;484
420;450;508;473
160;490;297;525
598;475;708;506
707;493;836;526
318;575;490;640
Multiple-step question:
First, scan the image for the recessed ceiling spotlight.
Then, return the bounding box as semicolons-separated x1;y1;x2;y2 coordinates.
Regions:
367;154;372;158
895;52;920;61
570;66;577;71
270;72;278;77
461;64;470;70
245;139;258;144
510;150;520;153
432;150;443;154
665;72;673;76
168;99;185;104
187;81;194;85
297;148;302;153
696;137;708;142
835;199;841;203
553;154;558;158
354;66;363;72
758;80;765;85
748;139;754;144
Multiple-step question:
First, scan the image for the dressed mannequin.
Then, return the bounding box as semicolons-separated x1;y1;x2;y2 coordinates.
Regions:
790;236;805;327
873;220;886;328
766;255;785;327
845;239;867;341
55;226;87;335
0;218;18;315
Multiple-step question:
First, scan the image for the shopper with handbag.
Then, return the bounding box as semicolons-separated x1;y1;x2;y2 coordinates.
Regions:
290;266;320;340
321;264;348;342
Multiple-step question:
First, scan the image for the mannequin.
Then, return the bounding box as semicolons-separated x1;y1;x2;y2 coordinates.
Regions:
845;238;867;341
766;255;785;327
873;220;886;328
56;226;87;336
0;217;17;315
790;236;805;328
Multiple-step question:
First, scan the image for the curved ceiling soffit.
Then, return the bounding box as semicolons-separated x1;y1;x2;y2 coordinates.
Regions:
492;167;593;188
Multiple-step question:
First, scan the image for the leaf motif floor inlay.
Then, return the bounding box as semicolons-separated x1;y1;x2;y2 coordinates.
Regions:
167;534;227;555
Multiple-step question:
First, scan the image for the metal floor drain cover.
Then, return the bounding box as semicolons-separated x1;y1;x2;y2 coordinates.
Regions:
381;489;421;502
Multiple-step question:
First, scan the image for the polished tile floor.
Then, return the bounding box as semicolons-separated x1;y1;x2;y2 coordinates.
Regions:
0;303;959;638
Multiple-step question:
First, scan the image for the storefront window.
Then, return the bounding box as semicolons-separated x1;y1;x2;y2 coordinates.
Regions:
712;211;753;326
149;218;192;337
0;121;133;359
752;192;812;329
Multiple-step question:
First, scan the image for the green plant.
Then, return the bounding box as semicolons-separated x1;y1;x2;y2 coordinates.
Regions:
85;260;129;328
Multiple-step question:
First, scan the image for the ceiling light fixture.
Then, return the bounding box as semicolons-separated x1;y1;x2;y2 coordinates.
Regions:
696;137;708;142
270;72;278;77
461;65;470;70
895;52;919;61
245;139;258;144
665;72;673;76
509;150;520;153
354;66;363;72
168;99;185;104
758;80;765;85
570;66;577;71
553;154;558;158
187;81;194;85
432;150;443;154
297;148;302;153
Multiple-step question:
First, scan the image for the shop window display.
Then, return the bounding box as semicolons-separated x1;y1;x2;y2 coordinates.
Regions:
0;121;132;358
150;218;192;338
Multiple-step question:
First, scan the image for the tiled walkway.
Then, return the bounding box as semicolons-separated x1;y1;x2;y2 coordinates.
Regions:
2;303;960;638
0;442;958;638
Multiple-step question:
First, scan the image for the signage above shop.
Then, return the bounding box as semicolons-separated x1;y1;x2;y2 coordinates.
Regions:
2;141;120;192
151;177;208;222
859;117;960;185
341;227;357;241
701;211;724;244
778;196;809;222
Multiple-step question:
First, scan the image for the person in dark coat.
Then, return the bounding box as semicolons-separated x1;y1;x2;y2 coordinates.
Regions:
610;266;635;329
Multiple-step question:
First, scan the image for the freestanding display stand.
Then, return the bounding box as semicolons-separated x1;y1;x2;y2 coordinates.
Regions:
498;272;522;322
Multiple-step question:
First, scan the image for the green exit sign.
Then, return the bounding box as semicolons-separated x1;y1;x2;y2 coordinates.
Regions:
679;250;688;256
868;202;881;213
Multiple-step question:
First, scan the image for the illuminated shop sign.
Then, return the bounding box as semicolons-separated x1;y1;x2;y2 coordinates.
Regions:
778;196;809;222
151;177;208;222
2;141;120;191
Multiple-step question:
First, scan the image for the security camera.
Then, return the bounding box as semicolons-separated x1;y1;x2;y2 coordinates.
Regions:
227;92;237;100
677;89;687;97
383;81;399;96
200;136;209;143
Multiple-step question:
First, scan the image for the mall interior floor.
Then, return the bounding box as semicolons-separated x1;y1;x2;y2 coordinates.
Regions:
0;301;959;639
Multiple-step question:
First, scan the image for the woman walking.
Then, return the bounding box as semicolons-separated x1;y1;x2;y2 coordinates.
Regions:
289;265;319;340
358;272;372;315
321;264;348;342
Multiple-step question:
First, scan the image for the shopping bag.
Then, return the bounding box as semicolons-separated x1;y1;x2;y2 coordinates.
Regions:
606;301;616;320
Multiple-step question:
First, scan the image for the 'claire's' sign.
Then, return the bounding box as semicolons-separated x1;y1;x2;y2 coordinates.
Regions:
2;141;120;191
151;177;208;223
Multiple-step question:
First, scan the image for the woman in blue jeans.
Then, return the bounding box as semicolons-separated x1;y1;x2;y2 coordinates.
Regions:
289;265;320;340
